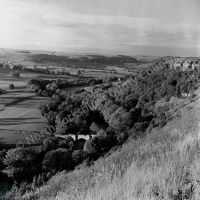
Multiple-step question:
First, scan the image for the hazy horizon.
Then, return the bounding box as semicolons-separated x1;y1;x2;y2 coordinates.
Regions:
1;47;200;58
0;0;200;57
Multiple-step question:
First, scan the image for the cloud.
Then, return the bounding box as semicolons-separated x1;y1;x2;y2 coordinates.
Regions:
0;0;200;56
45;17;200;49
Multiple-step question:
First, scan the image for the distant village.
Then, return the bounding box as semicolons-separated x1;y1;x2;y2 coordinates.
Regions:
167;58;200;71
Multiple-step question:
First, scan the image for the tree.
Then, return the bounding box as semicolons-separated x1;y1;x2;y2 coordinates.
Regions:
10;71;20;77
42;137;59;153
98;127;117;149
109;107;133;131
33;64;37;70
42;90;49;97
74;138;86;150
83;137;101;158
9;84;14;89
175;85;181;97
60;136;75;150
46;111;56;124
72;150;87;165
65;72;70;75
3;148;38;181
77;70;81;76
42;148;73;173
56;89;61;95
42;136;75;153
0;149;6;169
90;81;95;86
38;89;43;96
116;131;130;144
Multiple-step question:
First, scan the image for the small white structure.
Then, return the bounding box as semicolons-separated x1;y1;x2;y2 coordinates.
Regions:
182;92;191;97
192;60;200;69
173;62;182;69
183;61;193;71
174;62;181;67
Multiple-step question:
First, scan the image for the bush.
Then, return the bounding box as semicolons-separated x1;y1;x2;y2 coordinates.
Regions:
74;138;86;150
9;84;14;89
84;137;101;158
42;148;73;173
56;89;61;95
99;128;117;145
42;136;75;153
90;81;95;86
63;136;75;150
42;137;60;153
0;149;6;169
10;71;20;77
38;89;43;96
3;148;38;181
34;88;38;93
116;132;130;144
72;150;87;165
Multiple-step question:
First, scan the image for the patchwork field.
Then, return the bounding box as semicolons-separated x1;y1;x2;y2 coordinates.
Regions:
0;90;51;150
81;71;124;78
0;129;49;151
0;91;51;131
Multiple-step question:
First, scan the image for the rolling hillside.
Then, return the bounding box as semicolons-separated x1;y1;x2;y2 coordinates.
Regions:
18;84;200;200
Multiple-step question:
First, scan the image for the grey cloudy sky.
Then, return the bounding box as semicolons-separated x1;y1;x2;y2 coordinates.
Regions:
0;0;200;56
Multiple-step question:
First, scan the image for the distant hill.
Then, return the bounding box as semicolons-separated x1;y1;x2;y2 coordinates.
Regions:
0;50;140;66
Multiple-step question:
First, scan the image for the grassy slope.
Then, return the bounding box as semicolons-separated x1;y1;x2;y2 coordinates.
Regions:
20;86;200;200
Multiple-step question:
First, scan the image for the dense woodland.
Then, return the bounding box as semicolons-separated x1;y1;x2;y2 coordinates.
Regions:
0;63;199;197
32;54;139;65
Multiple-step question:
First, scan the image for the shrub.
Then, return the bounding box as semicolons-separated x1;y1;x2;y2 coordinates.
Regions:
3;148;37;181
84;137;101;158
55;136;75;150
0;149;6;169
116;131;130;144
10;71;20;77
90;81;95;86
42;148;73;173
9;84;14;89
42;137;60;153
38;89;43;96
42;136;75;153
56;89;61;95
77;70;81;75
33;88;38;93
72;150;87;165
74;138;86;150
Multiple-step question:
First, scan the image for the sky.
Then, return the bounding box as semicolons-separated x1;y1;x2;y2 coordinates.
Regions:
0;0;200;56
